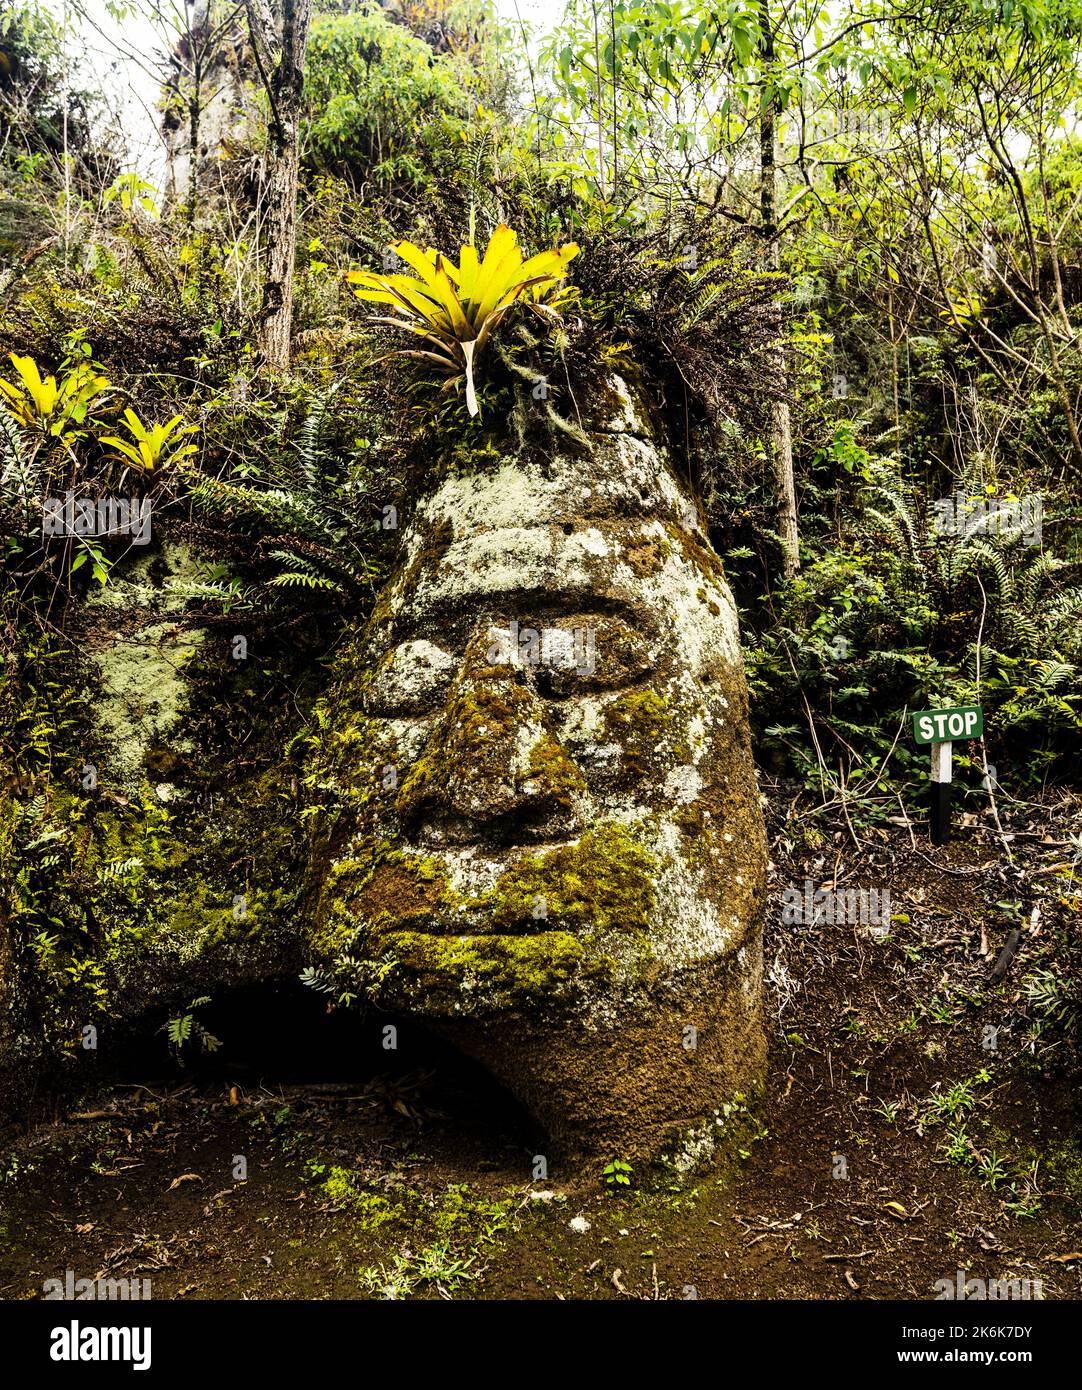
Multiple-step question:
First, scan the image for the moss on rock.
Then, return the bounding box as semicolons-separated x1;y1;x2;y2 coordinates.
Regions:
372;929;601;1011
484;822;657;936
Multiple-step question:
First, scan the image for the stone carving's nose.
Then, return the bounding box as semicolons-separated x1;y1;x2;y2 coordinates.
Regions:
396;630;585;839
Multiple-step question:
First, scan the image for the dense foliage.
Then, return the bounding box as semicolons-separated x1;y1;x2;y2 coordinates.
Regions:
2;0;1080;824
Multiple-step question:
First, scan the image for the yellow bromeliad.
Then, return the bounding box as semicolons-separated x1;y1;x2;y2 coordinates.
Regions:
99;408;198;473
347;224;579;416
0;353;110;436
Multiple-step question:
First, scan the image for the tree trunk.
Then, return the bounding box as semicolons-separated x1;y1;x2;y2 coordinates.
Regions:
256;0;311;371
186;90;201;228
758;0;800;578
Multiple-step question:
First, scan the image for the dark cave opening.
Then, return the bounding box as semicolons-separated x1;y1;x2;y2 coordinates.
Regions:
100;979;546;1160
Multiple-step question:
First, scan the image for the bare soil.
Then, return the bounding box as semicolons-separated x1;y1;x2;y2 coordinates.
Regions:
2;791;1080;1301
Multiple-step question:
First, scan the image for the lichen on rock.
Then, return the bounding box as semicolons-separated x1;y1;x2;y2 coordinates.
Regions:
304;373;769;1160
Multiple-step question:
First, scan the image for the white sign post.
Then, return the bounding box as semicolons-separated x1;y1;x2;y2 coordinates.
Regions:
912;707;983;845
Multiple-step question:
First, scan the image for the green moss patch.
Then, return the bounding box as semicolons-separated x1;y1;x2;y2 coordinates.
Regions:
374;929;599;1009
485;821;657;935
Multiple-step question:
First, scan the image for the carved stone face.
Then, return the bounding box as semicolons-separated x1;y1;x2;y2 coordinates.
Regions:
309;378;767;1160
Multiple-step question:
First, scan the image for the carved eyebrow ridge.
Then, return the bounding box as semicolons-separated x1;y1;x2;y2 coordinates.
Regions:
383;590;649;650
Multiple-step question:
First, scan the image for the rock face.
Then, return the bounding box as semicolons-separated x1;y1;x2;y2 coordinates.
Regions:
0;374;766;1165
161;15;254;203
307;376;768;1161
0;540;308;1122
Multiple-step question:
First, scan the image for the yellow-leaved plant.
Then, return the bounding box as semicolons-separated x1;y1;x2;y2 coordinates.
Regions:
347;224;579;416
99;409;198;473
0;353;110;436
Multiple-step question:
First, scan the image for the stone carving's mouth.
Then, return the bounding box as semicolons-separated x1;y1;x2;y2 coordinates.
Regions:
383;820;658;946
405;835;574;859
398;838;576;938
402;804;581;851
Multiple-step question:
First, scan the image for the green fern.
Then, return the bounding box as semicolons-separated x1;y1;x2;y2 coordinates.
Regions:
161;996;221;1059
187;387;385;603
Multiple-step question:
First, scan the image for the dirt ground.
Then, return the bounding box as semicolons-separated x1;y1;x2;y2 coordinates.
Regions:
2;788;1080;1301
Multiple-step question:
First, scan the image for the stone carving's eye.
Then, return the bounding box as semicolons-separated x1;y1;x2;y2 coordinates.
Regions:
532;617;654;699
363;639;457;717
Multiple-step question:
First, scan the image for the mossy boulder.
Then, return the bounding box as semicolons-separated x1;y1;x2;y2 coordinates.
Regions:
305;374;769;1161
0;536;310;1119
0;375;767;1166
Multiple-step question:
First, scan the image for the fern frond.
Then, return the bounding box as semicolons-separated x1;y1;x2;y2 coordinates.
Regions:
267;572;341;590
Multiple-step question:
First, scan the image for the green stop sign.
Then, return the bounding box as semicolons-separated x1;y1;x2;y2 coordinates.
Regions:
912;706;984;744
